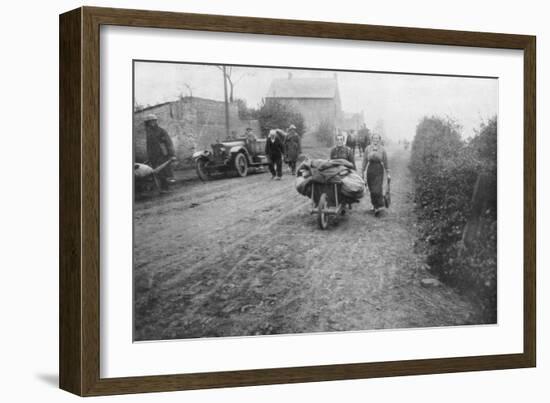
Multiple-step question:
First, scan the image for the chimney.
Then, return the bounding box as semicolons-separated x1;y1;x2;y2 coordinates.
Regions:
288;72;293;80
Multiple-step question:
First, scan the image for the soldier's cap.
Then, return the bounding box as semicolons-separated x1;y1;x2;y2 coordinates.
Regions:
288;124;297;131
246;127;253;131
144;113;158;122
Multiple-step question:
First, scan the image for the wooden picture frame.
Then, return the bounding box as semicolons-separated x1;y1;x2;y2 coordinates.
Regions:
59;6;536;396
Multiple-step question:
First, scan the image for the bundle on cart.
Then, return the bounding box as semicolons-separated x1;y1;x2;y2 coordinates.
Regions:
295;158;366;200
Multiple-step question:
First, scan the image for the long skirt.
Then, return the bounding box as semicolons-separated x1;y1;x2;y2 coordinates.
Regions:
366;161;385;209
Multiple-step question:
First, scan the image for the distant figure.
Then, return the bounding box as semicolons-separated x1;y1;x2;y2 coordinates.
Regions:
244;126;255;141
357;124;370;157
284;124;302;175
346;129;357;156
330;134;355;169
362;133;390;216
244;127;257;154
340;130;348;147
144;114;176;191
265;129;285;180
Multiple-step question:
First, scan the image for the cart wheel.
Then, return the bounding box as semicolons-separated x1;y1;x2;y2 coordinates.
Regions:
318;193;329;229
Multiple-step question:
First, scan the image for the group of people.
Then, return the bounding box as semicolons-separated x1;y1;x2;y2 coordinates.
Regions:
264;125;302;180
143;112;390;216
327;132;390;216
397;138;411;150
338;124;371;157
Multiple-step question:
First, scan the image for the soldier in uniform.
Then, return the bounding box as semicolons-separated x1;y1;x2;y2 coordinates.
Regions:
330;134;356;169
283;124;302;175
144;114;176;191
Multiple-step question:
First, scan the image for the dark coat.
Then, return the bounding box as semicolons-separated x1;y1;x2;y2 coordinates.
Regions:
357;128;370;148
146;125;175;166
330;145;356;169
284;132;302;162
346;134;356;148
265;136;285;160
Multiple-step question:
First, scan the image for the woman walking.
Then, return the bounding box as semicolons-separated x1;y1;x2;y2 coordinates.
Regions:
361;133;390;216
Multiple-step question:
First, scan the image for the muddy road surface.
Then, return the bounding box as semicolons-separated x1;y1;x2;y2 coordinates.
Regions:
134;146;483;341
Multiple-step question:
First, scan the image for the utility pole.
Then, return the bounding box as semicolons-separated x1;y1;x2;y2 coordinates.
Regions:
222;65;230;139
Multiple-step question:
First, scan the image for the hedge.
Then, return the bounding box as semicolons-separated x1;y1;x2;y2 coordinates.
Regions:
410;116;497;323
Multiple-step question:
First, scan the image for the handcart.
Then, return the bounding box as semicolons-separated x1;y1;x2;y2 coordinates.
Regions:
310;181;351;229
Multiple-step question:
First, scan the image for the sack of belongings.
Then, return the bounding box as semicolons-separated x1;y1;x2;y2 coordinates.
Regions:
341;171;366;199
295;175;312;196
134;163;155;179
295;158;365;200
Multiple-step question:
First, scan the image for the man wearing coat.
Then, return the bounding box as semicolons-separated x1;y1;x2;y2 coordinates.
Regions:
265;129;285;180
144;114;176;190
283;124;302;175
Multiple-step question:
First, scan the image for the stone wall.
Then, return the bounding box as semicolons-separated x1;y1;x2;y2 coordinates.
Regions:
134;97;261;167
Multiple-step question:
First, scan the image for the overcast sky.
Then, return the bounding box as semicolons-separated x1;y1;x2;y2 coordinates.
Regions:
134;61;498;140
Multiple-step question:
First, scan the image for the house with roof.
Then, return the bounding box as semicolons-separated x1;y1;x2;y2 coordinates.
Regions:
265;73;343;134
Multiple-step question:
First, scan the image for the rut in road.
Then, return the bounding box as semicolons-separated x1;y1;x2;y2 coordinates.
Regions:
134;146;483;341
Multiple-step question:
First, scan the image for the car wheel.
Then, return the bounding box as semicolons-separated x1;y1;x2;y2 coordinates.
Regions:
195;158;210;181
234;153;248;177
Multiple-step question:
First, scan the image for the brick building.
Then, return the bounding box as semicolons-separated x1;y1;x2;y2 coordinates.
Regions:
265;74;343;135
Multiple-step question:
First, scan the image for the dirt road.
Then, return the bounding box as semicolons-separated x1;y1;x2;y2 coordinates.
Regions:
134;146;482;341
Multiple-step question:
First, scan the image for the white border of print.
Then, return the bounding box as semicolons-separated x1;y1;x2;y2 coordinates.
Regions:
100;25;523;378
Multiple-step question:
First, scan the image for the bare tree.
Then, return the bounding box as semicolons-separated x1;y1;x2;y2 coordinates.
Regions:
177;83;194;100
183;83;194;98
216;66;254;102
134;100;145;112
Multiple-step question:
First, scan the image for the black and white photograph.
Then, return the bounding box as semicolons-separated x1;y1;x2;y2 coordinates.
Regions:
133;61;498;342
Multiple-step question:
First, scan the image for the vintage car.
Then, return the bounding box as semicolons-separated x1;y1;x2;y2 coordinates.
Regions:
192;136;270;180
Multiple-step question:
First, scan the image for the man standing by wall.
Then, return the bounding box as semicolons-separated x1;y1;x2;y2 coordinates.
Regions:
144;114;176;191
